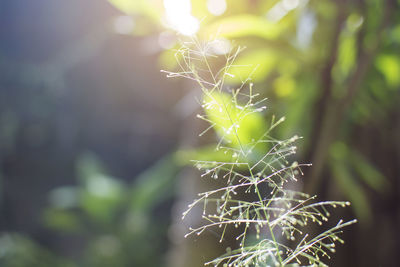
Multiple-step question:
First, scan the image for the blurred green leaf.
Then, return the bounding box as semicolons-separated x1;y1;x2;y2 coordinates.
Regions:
175;145;233;165
225;49;276;83
76;153;125;223
274;75;296;98
346;13;364;32
338;33;356;75
76;153;107;180
84;174;123;199
43;209;82;232
80;176;124;224
202;15;285;40
314;0;338;19
203;91;267;152
130;156;179;212
375;54;400;87
48;186;79;209
332;31;356;87
158;48;179;69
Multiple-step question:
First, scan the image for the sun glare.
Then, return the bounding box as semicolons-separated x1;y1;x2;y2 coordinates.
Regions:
163;0;200;36
207;0;227;16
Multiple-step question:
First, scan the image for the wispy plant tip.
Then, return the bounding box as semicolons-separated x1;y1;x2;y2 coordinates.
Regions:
165;37;355;267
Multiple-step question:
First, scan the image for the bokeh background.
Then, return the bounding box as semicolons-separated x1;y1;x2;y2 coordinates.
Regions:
0;0;399;266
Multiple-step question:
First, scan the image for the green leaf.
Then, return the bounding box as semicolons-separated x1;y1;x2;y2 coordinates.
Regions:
332;32;356;87
76;153;125;222
130;156;179;212
202;15;285;40
43;209;82;232
225;49;277;83
203;91;267;152
375;54;400;87
338;34;356;75
274;75;296;98
158;48;179;69
80;183;124;224
175;145;234;165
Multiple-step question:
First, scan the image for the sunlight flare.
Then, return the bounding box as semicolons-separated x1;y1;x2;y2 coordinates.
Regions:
163;0;199;36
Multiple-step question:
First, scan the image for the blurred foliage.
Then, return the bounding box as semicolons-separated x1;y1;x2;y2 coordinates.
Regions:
0;153;179;267
46;153;178;267
107;1;400;265
0;234;75;267
109;0;399;224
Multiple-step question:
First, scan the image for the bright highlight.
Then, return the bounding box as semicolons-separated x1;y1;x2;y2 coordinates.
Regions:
164;0;200;36
207;0;227;16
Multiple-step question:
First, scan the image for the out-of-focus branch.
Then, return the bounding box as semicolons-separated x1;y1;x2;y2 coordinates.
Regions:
305;0;396;194
308;0;346;148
